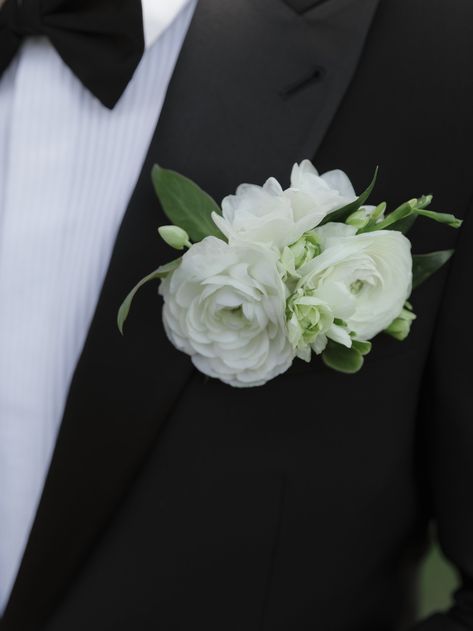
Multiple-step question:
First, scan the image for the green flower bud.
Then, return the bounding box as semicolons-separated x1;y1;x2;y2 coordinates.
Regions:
346;208;371;230
158;225;192;250
385;303;416;341
281;231;321;280
346;203;386;230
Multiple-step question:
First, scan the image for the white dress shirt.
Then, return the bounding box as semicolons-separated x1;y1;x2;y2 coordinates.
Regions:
0;0;196;612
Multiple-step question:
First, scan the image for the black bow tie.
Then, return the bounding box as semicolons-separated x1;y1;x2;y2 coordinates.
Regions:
0;0;145;109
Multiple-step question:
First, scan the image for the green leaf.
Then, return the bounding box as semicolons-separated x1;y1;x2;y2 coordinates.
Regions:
415;209;463;228
412;250;454;290
152;165;224;242
387;213;417;234
320;167;379;226
322;341;364;374
351;339;372;356
117;259;180;334
153;258;181;277
384;303;416;341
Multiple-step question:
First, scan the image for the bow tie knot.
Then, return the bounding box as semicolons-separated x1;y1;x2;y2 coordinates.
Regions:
0;0;145;109
5;0;42;37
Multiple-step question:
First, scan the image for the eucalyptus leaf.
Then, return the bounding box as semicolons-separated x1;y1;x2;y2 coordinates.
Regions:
320;167;379;226
152;165;224;242
322;341;364;374
412;250;454;290
117;259;180;334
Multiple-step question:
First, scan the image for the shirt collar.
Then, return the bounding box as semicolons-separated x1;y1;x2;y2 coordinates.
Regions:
141;0;193;49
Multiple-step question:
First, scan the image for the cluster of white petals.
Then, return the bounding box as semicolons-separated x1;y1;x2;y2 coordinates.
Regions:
160;237;294;387
301;223;412;341
160;160;413;387
212;160;357;252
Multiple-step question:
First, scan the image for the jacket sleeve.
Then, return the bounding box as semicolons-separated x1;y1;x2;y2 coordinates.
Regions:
412;206;473;631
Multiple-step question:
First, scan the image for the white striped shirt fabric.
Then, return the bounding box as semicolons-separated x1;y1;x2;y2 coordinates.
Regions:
0;0;196;612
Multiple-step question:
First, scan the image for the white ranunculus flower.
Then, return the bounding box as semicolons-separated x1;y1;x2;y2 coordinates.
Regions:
298;224;413;341
212;177;317;251
212;160;358;252
159;237;295;387
286;159;357;222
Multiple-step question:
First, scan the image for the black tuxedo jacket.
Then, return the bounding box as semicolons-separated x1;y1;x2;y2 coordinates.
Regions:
2;1;473;630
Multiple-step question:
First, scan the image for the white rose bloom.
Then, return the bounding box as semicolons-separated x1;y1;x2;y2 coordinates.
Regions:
298;224;413;341
159;237;294;387
212;160;358;252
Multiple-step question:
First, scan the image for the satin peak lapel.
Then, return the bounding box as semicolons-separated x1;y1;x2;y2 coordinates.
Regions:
1;0;380;628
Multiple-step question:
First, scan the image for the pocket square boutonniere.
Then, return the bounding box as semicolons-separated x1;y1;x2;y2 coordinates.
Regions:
118;160;461;388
